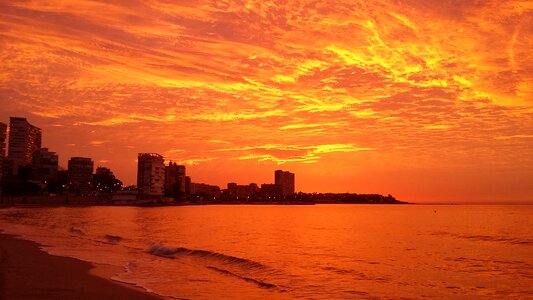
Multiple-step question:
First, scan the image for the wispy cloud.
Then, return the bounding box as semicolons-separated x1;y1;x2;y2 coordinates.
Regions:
495;134;533;140
0;0;532;201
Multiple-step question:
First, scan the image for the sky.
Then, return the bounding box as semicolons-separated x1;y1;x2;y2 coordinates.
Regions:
0;0;532;203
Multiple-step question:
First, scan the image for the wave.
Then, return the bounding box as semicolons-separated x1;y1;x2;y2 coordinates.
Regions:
146;243;267;269
69;226;85;235
431;231;532;246
461;235;533;245
104;234;123;243
207;266;277;289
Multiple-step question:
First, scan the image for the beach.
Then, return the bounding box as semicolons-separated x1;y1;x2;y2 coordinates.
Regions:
0;233;162;300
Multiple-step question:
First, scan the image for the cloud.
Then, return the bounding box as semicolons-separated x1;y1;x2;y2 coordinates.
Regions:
217;143;375;164
0;0;532;201
495;134;533;140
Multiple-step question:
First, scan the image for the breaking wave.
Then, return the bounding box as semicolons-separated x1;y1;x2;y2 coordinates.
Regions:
104;234;123;243
146;243;267;269
145;243;284;291
207;266;277;289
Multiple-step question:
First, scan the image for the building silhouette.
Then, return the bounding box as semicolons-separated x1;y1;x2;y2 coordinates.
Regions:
0;122;6;159
68;157;94;195
227;182;259;200
137;153;165;200
185;176;191;195
0;122;6;184
31;148;58;189
275;170;295;195
8;117;42;174
190;182;221;198
165;162;186;200
261;183;283;199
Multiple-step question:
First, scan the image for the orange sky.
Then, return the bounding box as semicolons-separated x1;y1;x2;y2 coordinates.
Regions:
1;0;532;203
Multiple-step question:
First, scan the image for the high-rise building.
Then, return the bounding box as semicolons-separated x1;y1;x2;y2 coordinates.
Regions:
275;170;295;196
185;176;191;196
7;117;42;173
68;157;94;195
164;162;186;200
32;148;58;186
0;122;6;183
137;153;165;200
0;122;6;159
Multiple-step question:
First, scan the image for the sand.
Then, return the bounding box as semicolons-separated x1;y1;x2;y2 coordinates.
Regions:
0;233;163;299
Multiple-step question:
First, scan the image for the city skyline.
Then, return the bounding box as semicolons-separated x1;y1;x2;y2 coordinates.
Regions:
0;116;300;201
1;1;532;203
0;116;322;197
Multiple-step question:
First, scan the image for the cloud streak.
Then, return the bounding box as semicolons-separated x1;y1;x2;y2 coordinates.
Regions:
0;0;532;202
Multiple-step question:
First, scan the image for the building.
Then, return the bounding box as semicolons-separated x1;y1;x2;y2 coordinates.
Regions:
1;159;13;181
137;153;165;200
7;117;42;174
227;182;259;200
0;122;6;183
275;170;295;196
68;157;94;195
261;183;283;199
190;183;221;198
185;176;191;195
31;148;58;188
164;162;186;200
0;122;6;159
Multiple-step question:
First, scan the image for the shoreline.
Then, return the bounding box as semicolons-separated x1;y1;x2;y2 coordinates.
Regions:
0;201;412;208
0;193;409;206
0;233;163;300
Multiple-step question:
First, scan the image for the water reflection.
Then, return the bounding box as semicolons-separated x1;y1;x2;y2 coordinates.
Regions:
0;205;531;299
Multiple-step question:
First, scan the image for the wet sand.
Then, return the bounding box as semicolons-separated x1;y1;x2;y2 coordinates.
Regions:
0;233;163;300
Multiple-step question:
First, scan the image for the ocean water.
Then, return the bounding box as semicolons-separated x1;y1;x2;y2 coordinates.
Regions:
0;204;531;299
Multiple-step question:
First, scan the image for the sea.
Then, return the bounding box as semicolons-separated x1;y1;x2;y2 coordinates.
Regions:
0;204;531;299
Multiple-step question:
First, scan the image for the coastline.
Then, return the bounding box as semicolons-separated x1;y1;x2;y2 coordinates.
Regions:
0;193;408;207
0;233;163;300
